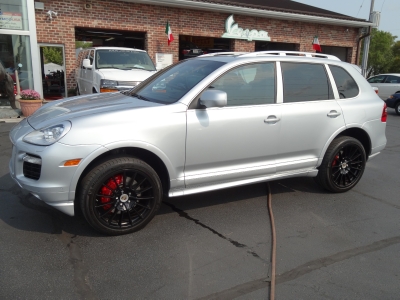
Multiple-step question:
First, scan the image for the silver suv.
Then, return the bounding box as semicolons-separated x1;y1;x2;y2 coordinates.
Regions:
9;51;387;235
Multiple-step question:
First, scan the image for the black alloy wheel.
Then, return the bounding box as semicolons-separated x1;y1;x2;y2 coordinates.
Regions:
315;136;366;193
79;157;162;235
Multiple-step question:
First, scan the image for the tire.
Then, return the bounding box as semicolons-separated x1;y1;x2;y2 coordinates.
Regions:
395;102;400;115
79;156;162;235
315;136;366;193
76;85;80;95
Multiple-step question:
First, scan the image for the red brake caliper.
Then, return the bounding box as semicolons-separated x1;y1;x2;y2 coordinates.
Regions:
100;174;123;211
332;155;340;167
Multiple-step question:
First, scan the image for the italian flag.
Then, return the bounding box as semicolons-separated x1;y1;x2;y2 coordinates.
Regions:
312;36;322;52
165;21;174;46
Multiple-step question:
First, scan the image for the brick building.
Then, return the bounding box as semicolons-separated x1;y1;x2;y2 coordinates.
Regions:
1;0;372;99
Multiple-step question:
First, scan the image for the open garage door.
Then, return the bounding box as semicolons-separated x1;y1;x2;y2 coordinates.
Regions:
255;42;297;52
179;36;231;60
75;28;146;50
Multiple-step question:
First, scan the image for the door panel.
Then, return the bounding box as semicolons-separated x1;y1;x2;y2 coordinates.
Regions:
277;62;346;173
276;100;345;172
185;105;281;187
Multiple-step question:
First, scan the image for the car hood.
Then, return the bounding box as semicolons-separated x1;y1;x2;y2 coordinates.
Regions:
27;93;162;129
98;68;157;82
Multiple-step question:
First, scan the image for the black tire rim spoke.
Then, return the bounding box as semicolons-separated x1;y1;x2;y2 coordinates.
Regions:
330;143;365;189
94;168;155;230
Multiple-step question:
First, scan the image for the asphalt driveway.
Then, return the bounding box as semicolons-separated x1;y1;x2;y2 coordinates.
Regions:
0;110;399;299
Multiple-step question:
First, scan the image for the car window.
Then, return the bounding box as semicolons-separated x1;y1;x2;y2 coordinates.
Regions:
209;63;276;106
131;59;225;104
281;62;333;102
88;50;95;65
367;75;386;83
329;65;359;99
384;75;400;84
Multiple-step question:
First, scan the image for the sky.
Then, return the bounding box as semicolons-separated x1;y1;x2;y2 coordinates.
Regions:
294;0;400;39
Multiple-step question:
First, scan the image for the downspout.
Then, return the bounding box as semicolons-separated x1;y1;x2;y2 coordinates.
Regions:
356;28;371;68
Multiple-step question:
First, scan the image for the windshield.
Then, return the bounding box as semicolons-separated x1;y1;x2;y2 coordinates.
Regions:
95;49;156;71
128;59;226;104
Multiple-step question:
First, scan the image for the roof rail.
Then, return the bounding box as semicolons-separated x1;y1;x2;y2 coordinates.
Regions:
240;51;341;61
199;52;248;57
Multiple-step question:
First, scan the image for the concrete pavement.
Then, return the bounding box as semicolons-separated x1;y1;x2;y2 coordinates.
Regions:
0;106;24;123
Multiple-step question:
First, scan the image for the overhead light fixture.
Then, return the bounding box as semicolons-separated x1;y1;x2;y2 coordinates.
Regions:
105;37;115;41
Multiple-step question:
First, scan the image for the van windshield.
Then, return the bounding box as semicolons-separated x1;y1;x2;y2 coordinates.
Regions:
127;59;226;104
95;49;156;71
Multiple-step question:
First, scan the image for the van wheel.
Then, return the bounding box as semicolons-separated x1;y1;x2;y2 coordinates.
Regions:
76;86;80;95
315;136;366;193
79;156;162;235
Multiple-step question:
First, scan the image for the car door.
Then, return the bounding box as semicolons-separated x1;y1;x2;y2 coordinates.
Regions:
380;75;400;99
275;62;346;173
185;62;281;188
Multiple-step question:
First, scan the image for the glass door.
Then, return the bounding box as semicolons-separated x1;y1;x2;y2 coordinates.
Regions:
38;44;67;100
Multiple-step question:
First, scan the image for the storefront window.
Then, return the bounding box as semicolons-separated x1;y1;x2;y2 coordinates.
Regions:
0;34;33;90
0;0;28;31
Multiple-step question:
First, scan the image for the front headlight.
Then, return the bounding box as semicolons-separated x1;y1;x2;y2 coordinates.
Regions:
100;79;118;92
23;121;72;146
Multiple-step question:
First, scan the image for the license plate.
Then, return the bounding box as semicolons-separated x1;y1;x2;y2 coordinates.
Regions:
192;49;199;54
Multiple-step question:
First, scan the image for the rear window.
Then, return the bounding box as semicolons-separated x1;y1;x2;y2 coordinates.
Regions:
281;62;333;102
329;65;359;99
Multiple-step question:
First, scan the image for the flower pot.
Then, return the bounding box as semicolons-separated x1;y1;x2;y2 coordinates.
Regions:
17;99;43;117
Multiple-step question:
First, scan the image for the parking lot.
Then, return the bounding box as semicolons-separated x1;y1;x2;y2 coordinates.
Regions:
0;110;399;300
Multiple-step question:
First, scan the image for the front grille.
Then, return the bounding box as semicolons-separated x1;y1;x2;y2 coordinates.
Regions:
23;155;42;180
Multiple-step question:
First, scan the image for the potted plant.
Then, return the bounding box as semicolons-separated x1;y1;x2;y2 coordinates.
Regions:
18;89;43;117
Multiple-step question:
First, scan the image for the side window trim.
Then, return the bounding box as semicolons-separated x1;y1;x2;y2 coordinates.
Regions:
325;64;340;99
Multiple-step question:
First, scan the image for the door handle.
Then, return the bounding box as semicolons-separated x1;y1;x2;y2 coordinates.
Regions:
264;116;280;124
327;110;341;118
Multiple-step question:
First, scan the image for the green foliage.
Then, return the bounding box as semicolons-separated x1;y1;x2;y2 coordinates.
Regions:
365;29;397;77
75;41;93;49
42;47;63;66
389;41;400;73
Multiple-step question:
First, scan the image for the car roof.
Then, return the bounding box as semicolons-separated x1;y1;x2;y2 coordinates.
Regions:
197;51;345;65
370;73;400;77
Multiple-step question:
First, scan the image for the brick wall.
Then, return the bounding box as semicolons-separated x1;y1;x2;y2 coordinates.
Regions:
35;0;360;90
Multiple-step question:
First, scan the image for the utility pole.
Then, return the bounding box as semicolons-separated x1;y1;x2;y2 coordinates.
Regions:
361;0;375;77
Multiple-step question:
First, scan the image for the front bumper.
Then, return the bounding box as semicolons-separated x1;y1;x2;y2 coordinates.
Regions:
9;120;101;216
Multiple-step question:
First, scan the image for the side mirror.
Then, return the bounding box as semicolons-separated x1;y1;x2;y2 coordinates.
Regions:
82;59;92;69
199;89;227;108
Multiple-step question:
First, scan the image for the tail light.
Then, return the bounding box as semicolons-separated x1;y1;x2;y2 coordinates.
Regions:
182;50;189;55
381;103;387;122
373;87;379;94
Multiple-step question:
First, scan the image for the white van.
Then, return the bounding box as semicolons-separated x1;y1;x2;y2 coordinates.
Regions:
75;47;157;94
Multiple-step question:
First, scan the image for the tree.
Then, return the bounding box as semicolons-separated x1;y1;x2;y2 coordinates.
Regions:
389;41;400;73
42;47;63;66
363;29;397;77
75;41;92;49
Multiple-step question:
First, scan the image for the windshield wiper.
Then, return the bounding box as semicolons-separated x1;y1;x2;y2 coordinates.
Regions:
131;93;150;101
